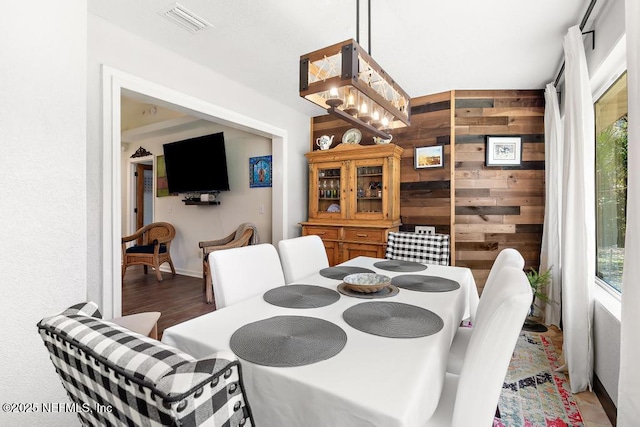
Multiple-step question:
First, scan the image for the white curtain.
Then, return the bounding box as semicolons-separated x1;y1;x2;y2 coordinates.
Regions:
617;0;640;423
561;25;595;394
540;83;563;327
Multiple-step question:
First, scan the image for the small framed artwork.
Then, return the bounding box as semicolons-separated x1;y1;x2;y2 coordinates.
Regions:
156;155;177;197
250;155;272;188
486;136;522;166
415;145;445;169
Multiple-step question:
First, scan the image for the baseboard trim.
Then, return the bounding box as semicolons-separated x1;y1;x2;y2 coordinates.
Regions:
593;373;617;426
159;266;201;278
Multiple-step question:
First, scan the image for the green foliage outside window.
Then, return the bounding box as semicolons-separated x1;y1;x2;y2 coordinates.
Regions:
595;72;627;292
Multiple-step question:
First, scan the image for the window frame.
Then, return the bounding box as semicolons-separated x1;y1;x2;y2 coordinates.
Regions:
591;39;627;298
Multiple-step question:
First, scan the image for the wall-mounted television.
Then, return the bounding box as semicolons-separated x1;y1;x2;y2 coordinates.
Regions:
163;132;230;194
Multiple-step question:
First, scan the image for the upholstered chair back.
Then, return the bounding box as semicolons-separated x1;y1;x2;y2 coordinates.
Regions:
278;235;329;283
385;231;451;265
37;302;254;426
209;243;286;309
426;267;531;426
452;267;532;426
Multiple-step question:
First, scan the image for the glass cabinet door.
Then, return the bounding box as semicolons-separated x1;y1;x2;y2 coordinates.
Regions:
313;164;344;218
354;160;384;218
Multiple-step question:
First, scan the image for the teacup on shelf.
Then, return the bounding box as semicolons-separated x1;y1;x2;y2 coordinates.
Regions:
373;135;393;144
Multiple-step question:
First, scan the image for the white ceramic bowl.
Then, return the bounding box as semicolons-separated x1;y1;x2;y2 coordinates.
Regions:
343;273;391;293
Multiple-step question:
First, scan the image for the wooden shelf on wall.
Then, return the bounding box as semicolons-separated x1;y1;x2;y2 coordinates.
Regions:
182;200;220;206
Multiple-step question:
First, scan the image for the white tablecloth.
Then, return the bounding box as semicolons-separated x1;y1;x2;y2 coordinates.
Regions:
162;256;476;427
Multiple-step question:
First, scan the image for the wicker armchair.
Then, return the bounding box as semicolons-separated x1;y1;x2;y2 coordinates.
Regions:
122;222;176;281
199;223;258;303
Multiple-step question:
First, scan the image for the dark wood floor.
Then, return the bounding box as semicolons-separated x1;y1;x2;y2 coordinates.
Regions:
122;266;216;339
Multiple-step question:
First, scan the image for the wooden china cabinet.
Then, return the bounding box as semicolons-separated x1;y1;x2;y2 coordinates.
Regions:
301;143;403;266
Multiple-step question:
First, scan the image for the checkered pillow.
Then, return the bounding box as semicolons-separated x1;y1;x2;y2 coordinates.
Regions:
37;302;253;426
385;232;450;265
61;301;103;318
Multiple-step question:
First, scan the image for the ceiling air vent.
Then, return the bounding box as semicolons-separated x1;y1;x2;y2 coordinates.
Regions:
158;3;212;33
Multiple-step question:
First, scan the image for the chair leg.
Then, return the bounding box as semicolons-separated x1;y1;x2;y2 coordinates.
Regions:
154;263;163;281
168;257;176;276
122;264;127;280
203;259;210;302
205;261;213;304
149;322;158;340
203;259;207;290
205;281;213;304
143;265;148;275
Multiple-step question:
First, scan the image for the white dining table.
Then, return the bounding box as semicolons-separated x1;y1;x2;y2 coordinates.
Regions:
162;256;476;427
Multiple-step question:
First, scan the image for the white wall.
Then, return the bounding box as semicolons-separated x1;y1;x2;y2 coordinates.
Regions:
593;289;621;404
121;124;272;277
87;13;310;310
0;2;87;426
585;0;626;77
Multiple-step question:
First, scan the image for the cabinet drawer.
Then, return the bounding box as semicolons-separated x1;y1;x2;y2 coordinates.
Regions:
343;242;385;260
304;226;339;240
344;228;384;243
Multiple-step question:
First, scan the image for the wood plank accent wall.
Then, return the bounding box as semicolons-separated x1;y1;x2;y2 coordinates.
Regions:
454;90;545;291
311;89;545;294
396;91;455;260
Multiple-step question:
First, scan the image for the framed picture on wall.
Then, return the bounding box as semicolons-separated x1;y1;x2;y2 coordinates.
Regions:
156;155;178;197
250;155;272;188
485;136;522;166
414;145;444;169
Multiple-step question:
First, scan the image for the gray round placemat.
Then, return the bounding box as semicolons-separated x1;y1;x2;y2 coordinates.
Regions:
391;274;460;292
263;285;340;308
319;266;375;280
343;302;444;338
230;316;347;367
337;283;399;299
373;260;428;272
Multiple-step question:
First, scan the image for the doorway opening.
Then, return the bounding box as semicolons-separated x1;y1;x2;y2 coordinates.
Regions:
130;160;153;236
102;66;288;318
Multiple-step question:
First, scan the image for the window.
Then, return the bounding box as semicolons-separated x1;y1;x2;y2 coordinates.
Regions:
595;71;628;292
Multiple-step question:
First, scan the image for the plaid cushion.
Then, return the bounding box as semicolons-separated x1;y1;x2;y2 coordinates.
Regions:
61;301;103;318
385;232;451;265
37;302;253;426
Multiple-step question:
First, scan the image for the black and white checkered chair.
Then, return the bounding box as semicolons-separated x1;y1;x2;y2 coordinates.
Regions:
37;302;254;426
385;231;451;265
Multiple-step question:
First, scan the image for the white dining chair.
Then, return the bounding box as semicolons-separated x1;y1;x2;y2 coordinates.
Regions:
448;248;525;374
208;243;285;309
484;248;526;300
278;235;329;283
425;266;532;427
467;248;526;322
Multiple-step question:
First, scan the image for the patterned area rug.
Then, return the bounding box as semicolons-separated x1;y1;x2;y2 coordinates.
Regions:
494;332;584;427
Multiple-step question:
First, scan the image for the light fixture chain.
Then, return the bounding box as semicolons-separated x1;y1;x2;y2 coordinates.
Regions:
368;0;371;56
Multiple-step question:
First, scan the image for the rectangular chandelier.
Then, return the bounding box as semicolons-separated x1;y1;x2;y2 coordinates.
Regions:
300;38;411;140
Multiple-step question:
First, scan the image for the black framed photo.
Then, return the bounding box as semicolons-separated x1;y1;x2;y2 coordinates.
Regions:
414;145;444;169
485;136;522;166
